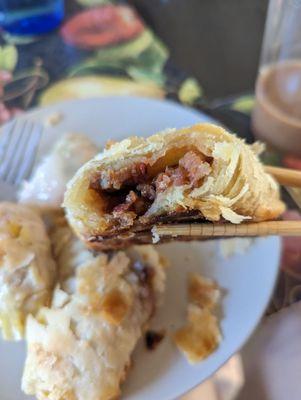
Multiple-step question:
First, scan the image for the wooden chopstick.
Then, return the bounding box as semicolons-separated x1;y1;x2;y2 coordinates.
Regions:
154;220;301;238
265;165;301;188
286;186;301;210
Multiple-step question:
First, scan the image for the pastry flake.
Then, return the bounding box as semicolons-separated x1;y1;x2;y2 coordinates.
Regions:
173;272;222;364
188;273;220;310
173;305;221;364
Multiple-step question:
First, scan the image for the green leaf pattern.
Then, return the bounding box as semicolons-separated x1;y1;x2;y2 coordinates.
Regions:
0;46;18;72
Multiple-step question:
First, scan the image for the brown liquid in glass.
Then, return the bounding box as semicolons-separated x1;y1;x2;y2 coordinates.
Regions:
252;61;301;155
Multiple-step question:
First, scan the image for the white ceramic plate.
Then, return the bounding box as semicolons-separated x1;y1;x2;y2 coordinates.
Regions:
0;97;280;400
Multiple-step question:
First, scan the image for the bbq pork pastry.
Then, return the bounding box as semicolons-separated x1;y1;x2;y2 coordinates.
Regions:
0;203;56;340
64;123;285;249
22;219;166;400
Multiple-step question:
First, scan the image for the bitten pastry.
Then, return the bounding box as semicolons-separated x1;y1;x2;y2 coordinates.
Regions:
64;123;285;250
0;203;56;340
22;219;166;400
18;133;98;209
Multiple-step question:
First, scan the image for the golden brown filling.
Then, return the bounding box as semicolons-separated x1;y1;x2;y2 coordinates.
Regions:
90;151;212;228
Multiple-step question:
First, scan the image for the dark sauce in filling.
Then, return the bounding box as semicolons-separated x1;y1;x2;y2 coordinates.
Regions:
145;330;165;350
131;260;156;315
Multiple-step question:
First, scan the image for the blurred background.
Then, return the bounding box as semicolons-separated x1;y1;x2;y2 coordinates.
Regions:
0;0;268;114
131;0;268;99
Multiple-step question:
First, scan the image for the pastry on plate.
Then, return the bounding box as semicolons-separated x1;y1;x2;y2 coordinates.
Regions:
63;123;285;250
22;219;166;400
0;203;56;340
18;133;98;209
173;273;222;364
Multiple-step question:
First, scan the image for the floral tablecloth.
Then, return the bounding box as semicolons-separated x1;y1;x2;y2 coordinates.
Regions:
1;0;301;353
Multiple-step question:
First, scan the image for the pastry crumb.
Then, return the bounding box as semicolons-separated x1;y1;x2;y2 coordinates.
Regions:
105;140;117;150
173;272;222;364
219;238;254;258
251;141;265;156
173;305;221;364
188;273;220;310
43;112;63;127
151;226;160;244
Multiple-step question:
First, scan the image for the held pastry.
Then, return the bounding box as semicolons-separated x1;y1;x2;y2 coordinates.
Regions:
22;219;166;400
0;203;56;340
64;123;285;249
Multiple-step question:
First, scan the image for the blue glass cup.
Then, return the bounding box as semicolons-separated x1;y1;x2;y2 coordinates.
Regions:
0;0;64;43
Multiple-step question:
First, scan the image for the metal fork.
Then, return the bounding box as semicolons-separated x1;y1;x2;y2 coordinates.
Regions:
0;118;42;201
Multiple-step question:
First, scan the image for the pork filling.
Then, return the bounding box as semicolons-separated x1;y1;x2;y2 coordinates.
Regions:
90;151;212;228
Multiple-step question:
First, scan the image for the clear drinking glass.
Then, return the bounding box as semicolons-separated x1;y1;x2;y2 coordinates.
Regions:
0;0;64;43
251;0;301;155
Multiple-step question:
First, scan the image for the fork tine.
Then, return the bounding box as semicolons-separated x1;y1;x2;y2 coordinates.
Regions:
15;122;42;185
6;120;33;184
0;119;17;165
0;119;26;181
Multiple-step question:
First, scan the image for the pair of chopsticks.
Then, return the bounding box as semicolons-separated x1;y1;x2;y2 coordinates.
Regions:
265;165;301;188
156;165;301;239
155;220;301;238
